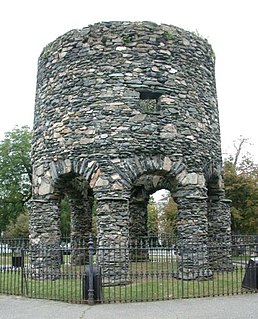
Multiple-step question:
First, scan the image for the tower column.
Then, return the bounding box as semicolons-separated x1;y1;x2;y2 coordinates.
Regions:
174;185;212;280
29;197;61;279
129;187;149;260
96;196;130;285
208;190;232;270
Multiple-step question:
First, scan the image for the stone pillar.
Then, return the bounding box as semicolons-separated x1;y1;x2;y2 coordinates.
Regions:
96;197;130;285
129;188;149;261
208;190;232;270
69;195;92;265
175;186;212;280
29;198;61;279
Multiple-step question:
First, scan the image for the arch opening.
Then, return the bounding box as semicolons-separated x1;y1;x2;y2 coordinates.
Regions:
55;172;95;265
151;189;178;239
128;171;179;261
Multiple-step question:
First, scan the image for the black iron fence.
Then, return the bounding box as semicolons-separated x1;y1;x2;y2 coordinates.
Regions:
0;235;257;304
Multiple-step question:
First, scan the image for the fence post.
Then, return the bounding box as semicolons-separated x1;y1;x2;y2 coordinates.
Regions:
88;234;95;305
21;247;24;295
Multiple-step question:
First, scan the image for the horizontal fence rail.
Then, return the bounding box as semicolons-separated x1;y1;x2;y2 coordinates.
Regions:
0;236;257;304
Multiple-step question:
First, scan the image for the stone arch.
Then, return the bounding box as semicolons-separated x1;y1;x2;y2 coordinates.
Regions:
107;155;186;190
49;159;99;187
30;158;100;271
114;155;186;241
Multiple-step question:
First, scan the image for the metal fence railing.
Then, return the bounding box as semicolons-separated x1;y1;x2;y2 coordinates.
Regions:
0;235;257;304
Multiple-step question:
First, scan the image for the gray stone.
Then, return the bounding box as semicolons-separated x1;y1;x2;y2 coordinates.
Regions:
38;180;53;196
95;178;110;187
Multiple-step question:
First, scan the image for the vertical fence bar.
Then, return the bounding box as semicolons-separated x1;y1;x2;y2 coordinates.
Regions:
21;247;24;296
88;235;94;305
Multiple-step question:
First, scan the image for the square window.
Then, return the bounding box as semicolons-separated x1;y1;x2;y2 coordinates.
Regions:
139;92;162;113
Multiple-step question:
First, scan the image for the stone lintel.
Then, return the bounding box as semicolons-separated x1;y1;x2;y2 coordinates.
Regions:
185;195;208;200
97;196;129;201
220;198;232;204
32;198;52;203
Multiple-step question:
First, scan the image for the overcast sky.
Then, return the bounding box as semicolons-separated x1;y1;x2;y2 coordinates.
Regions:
0;0;257;161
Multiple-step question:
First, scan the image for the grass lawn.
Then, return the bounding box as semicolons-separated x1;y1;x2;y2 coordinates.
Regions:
0;255;253;303
101;265;249;302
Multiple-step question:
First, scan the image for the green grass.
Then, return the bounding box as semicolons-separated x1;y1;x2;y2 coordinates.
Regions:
101;266;247;303
0;270;83;303
0;257;252;304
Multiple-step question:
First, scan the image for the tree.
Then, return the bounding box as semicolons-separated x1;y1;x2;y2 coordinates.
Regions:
147;191;178;237
159;196;177;236
0;126;32;234
224;137;258;234
60;196;71;238
147;197;159;236
232;136;249;167
4;211;29;238
224;161;258;233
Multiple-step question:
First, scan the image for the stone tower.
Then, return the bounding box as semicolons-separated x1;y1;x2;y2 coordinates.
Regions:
30;21;231;280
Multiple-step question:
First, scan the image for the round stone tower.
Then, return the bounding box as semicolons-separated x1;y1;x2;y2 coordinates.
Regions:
30;21;231;280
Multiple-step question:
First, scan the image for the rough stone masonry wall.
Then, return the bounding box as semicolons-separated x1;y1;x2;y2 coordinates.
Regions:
30;21;232;280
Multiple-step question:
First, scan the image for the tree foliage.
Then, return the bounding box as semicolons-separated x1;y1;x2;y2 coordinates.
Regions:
4;211;29;238
159;196;177;235
224;137;258;234
147;192;178;237
147;197;159;236
0;126;32;233
224;161;258;233
60;197;71;238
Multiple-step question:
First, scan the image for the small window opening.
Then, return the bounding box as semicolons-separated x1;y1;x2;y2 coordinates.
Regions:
139;91;162;113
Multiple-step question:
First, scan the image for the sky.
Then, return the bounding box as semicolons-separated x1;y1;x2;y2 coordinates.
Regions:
0;0;257;161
